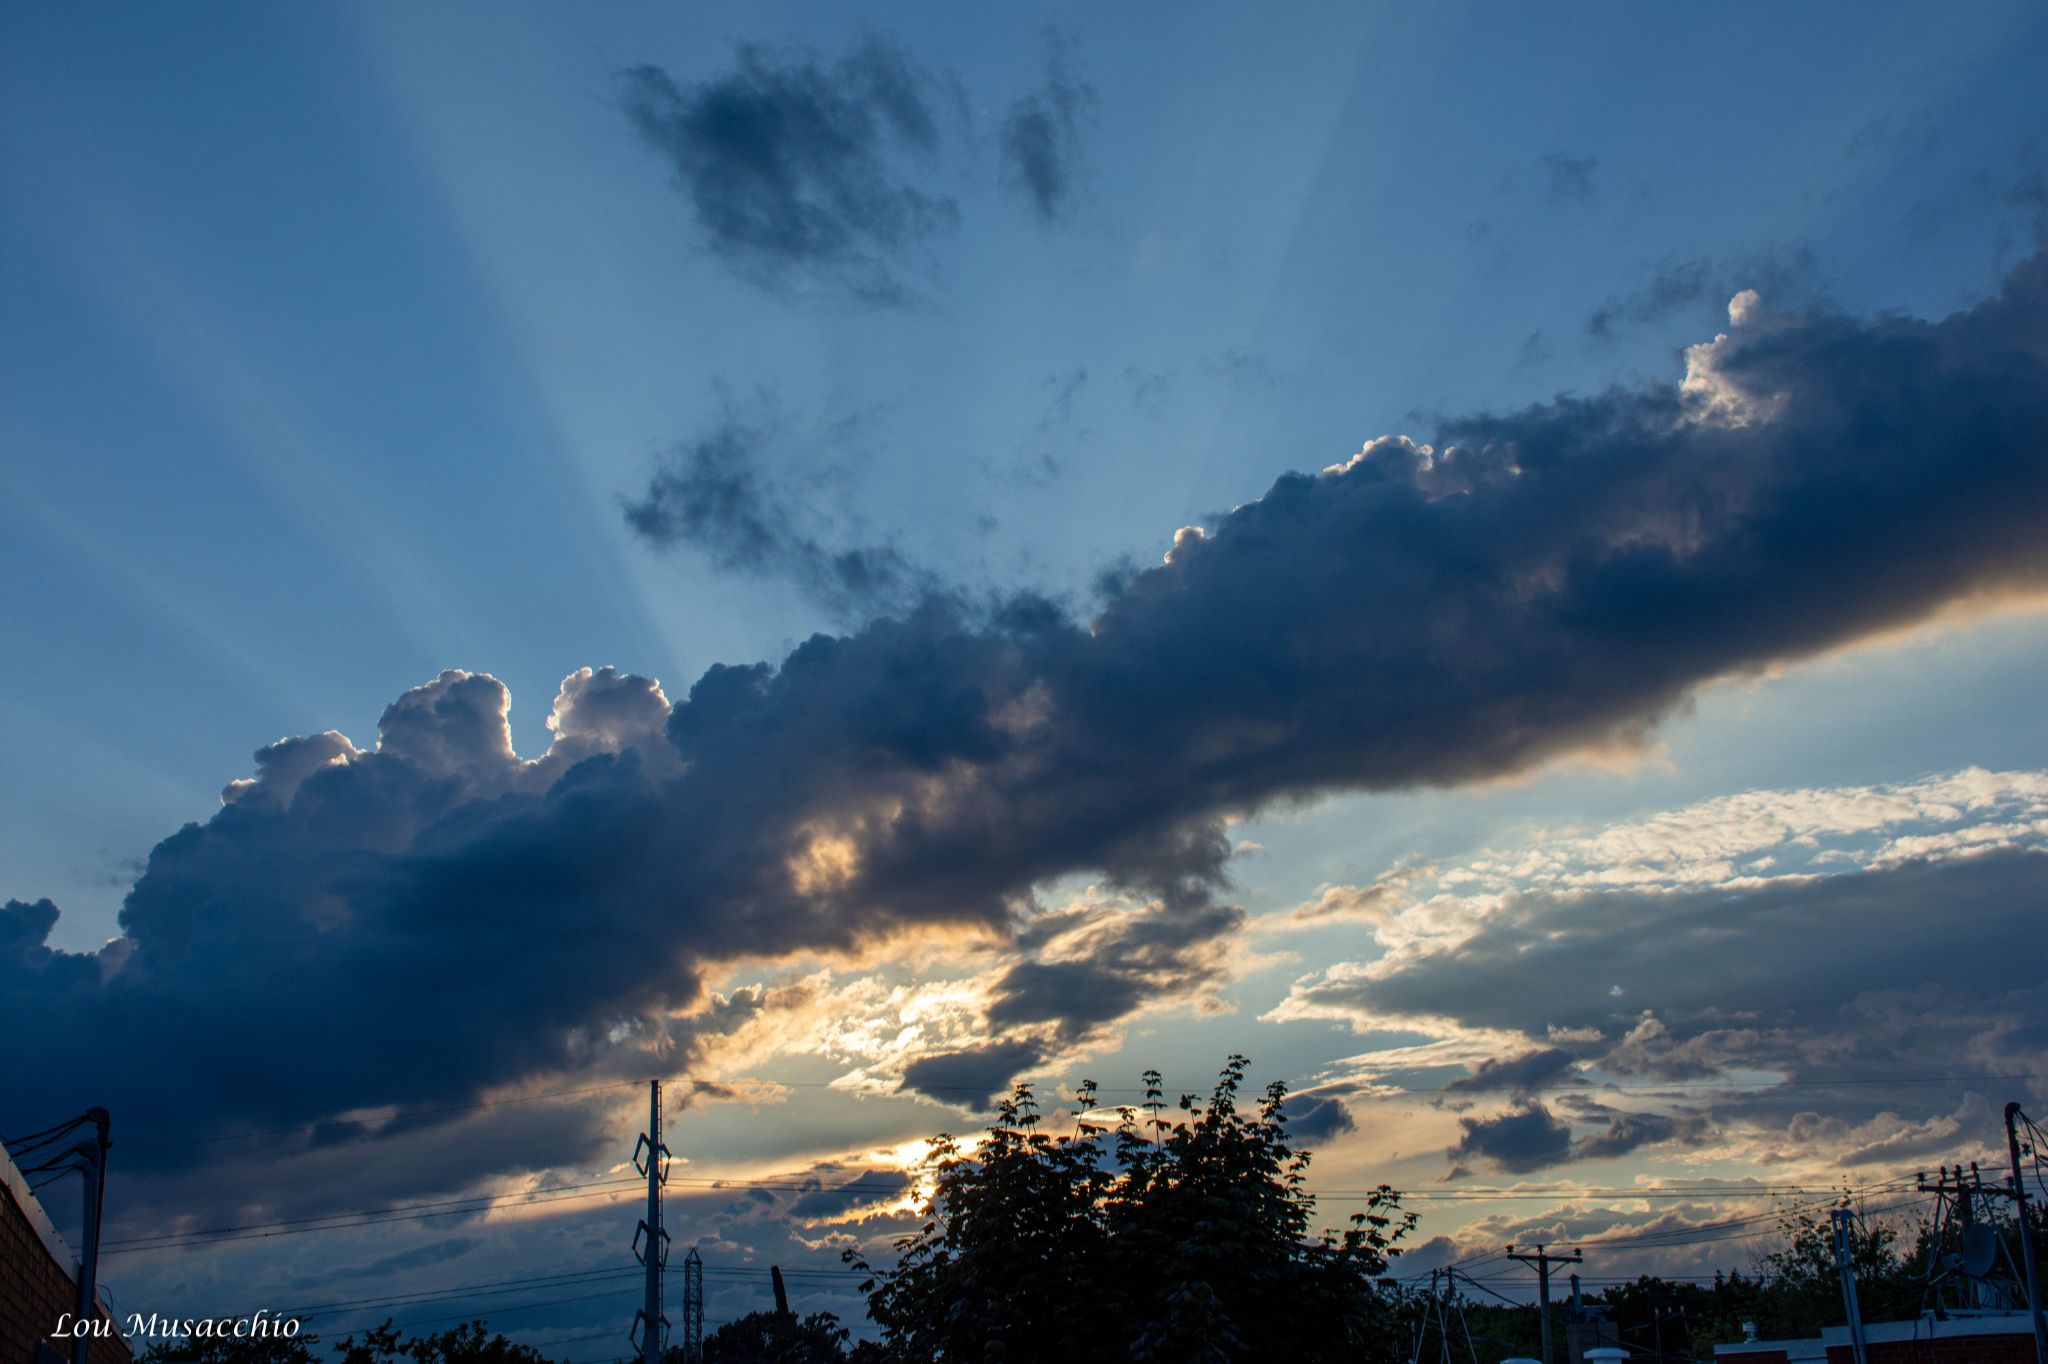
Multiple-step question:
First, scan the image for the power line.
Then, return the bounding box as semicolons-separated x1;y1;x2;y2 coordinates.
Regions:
276;1266;645;1323
217;1256;874;1341
101;1180;645;1256
115;1082;648;1154
365;1287;642;1336
32;1068;2042;1162
1396;1174;1924;1283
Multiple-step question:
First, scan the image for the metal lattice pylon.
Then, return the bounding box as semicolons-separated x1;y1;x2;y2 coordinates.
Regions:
681;1247;704;1362
629;1082;670;1364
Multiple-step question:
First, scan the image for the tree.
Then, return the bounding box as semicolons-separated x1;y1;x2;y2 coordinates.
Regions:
331;1321;554;1364
850;1056;1414;1364
694;1310;849;1364
140;1333;322;1364
1751;1199;1919;1337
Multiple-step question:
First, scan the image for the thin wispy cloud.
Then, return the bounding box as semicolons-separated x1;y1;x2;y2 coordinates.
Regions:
620;41;957;303
1000;31;1099;223
1543;151;1600;202
623;403;932;620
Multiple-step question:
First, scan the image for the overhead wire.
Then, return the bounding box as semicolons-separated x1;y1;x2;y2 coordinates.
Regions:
101;1179;645;1256
114;1082;649;1154
20;1067;2040;1164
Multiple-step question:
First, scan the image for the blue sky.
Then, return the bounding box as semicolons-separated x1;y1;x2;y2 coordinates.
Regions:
6;1;2048;1349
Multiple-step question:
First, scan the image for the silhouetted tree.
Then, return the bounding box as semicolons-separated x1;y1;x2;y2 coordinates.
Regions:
850;1056;1414;1363
1432;1195;2002;1359
141;1332;322;1364
1749;1199;1920;1337
331;1321;553;1364
686;1308;849;1363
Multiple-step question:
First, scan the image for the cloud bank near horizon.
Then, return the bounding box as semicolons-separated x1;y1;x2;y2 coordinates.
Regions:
8;250;2048;1205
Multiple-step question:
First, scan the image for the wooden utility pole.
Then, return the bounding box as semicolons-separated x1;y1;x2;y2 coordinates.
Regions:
1507;1243;1582;1364
2006;1103;2048;1364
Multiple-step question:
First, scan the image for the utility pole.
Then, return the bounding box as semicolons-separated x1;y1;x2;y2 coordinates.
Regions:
69;1110;110;1364
2005;1103;2048;1364
1507;1243;1581;1364
1830;1208;1869;1364
1918;1163;1998;1311
1409;1269;1479;1364
631;1082;670;1364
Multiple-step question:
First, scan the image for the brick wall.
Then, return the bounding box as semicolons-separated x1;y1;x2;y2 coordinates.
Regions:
1;1175;132;1364
1824;1333;2037;1364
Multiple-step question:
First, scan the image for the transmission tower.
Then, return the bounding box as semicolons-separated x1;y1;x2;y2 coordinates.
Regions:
681;1247;703;1363
630;1081;670;1364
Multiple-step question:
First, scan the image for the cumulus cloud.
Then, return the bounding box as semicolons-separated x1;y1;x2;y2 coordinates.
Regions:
1000;32;1098;223
9;249;2048;1209
900;1039;1049;1108
620;41;956;302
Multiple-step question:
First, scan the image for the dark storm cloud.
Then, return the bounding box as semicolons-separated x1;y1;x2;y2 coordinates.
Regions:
786;1167;910;1220
9;250;2048;1205
1542;153;1599;203
1451;1103;1572;1173
1000;32;1098;223
1447;1097;1702;1176
623;412;928;618
1283;1093;1356;1144
901;1039;1049;1108
986;898;1243;1041
1441;1048;1580;1095
620;41;956;302
1569;1109;1696;1162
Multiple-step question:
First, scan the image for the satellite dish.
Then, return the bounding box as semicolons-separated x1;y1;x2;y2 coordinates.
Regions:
1961;1223;1998;1278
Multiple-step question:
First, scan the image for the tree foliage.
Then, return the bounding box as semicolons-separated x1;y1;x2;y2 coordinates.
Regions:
331;1322;555;1364
1419;1193;2048;1360
140;1333;323;1364
690;1309;850;1364
848;1055;1415;1363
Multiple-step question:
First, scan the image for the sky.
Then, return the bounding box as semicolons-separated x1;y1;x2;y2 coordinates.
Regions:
4;0;2048;1351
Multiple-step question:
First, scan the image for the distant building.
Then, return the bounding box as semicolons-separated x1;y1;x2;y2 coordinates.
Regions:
1;1141;131;1364
1715;1313;2038;1364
